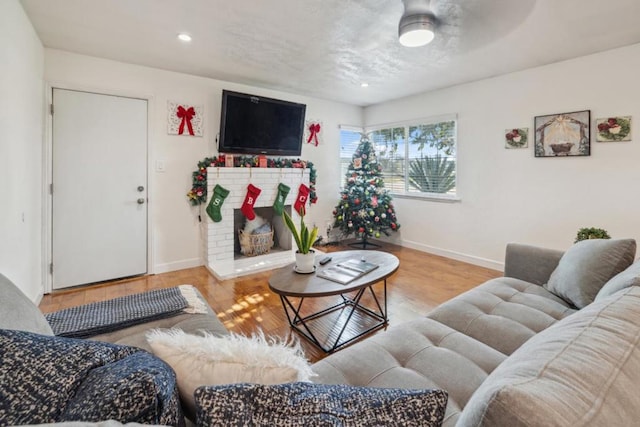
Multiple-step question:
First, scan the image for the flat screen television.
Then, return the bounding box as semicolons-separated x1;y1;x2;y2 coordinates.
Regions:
218;90;307;156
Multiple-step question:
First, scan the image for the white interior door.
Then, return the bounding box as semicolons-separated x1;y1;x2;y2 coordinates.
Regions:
52;89;148;289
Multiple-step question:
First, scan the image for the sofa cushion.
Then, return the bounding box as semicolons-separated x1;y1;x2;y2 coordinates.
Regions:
0;272;53;335
596;258;640;301
0;329;182;426
427;277;576;355
146;329;314;418
312;317;505;427
195;382;448;427
544;238;636;308
89;309;229;352
457;286;640;427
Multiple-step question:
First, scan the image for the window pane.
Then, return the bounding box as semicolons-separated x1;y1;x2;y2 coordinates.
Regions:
370;127;406;194
407;121;456;195
339;129;363;185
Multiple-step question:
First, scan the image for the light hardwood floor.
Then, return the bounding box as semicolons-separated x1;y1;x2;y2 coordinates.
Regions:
39;242;501;363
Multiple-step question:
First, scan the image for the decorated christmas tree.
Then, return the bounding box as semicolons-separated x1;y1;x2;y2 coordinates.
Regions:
332;134;400;247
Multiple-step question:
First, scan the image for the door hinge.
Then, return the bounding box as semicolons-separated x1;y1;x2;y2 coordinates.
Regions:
49;263;53;274
49;183;53;195
50;104;54;115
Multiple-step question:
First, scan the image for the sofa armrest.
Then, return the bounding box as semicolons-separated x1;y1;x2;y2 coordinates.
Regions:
504;243;564;285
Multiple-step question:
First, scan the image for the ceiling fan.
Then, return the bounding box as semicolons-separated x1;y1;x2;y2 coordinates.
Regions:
398;0;437;47
397;0;536;50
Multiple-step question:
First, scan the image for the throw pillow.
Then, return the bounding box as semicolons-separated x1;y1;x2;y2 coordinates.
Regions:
195;382;448;427
146;329;315;417
61;351;182;426
0;329;181;426
544;238;636;308
595;258;640;301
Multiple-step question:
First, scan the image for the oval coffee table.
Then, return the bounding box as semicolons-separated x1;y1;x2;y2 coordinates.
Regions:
268;250;399;353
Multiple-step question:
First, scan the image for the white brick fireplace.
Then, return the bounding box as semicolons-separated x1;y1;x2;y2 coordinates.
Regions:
204;167;310;279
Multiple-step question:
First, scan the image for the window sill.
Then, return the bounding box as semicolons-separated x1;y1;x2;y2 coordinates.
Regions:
391;192;461;203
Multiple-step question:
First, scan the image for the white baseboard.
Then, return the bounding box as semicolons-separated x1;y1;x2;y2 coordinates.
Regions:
401;239;504;272
153;258;203;274
32;289;44;304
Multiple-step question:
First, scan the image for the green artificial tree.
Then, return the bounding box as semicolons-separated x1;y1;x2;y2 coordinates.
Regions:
332;134;400;248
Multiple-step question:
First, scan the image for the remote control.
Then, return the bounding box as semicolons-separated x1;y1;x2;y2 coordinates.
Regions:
319;256;332;265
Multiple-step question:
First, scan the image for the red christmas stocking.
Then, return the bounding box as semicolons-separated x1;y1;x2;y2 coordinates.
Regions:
241;184;261;220
294;184;310;216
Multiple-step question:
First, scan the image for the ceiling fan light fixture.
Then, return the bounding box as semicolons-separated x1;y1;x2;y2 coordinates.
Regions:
398;13;435;47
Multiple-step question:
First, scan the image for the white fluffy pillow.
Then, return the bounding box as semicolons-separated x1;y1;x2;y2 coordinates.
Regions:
146;329;315;417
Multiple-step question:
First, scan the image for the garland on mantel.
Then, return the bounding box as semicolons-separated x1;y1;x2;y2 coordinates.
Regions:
187;155;318;206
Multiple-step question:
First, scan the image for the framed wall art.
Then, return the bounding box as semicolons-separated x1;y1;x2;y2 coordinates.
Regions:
596;116;631;142
505;128;528;149
167;101;203;137
534;110;590;157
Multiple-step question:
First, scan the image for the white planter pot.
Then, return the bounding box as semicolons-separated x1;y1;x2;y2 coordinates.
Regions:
295;250;316;273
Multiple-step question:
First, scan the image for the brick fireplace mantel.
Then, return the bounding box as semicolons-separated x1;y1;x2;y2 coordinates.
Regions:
205;167;310;279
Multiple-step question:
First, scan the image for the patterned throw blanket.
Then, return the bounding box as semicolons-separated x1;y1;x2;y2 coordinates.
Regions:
45;285;207;338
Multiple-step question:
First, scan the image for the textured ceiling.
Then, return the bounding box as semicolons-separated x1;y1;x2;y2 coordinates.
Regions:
20;0;640;106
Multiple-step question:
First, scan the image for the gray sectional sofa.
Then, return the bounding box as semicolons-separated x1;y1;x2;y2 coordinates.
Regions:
2;238;640;426
0;275;228;425
313;240;640;426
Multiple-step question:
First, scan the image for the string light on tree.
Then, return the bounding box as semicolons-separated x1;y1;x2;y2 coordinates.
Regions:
332;134;400;248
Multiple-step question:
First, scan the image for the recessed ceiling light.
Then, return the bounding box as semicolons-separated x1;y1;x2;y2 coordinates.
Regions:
177;33;192;42
360;83;369;88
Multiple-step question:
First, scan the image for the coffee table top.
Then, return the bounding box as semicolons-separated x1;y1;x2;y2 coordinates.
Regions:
268;250;399;297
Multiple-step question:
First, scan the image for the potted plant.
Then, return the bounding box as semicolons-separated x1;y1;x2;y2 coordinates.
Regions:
575;227;611;243
283;208;318;273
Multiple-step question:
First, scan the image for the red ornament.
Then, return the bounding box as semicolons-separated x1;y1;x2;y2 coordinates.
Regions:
197;175;205;181
355;198;360;205
358;227;365;233
342;194;348;200
391;223;397;229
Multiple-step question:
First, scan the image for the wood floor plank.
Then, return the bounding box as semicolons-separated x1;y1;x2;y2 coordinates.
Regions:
39;242;501;363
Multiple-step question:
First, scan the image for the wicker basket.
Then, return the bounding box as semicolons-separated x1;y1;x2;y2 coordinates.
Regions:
238;228;274;257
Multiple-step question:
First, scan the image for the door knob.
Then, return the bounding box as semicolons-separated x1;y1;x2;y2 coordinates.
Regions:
137;186;144;192
137;198;145;204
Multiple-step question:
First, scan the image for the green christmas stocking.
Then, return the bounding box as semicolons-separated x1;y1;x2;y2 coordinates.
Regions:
206;184;230;222
273;183;290;215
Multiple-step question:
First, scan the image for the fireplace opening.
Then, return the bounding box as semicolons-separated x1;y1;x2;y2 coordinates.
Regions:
233;206;292;260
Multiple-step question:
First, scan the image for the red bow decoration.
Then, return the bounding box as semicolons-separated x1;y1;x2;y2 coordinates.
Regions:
176;106;195;135
307;123;321;146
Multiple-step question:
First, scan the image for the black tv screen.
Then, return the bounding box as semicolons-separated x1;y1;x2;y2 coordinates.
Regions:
219;90;306;156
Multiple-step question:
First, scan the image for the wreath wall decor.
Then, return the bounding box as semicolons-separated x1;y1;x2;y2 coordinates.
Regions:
187;155;318;207
596;116;631;142
505;128;528;149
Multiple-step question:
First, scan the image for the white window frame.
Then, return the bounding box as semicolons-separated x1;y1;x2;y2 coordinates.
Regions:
364;114;460;202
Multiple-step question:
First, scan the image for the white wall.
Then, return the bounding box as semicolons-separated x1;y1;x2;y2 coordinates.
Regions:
45;49;362;274
365;43;640;270
0;0;44;301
